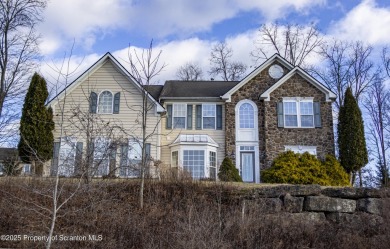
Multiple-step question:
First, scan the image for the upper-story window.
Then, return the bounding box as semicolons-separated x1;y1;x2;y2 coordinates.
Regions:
166;103;222;130
98;91;113;114
90;91;120;114
239;103;254;128
282;98;314;128
202;104;216;129
173;104;186;128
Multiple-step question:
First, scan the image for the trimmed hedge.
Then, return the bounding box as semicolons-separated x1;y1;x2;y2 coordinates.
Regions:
262;151;350;186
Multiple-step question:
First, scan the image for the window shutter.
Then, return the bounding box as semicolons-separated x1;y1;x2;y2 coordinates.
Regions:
196;105;202;130
109;145;117;176
145;143;151;159
90;92;98;113
75;142;83;175
314;102;321;128
87;140;95;173
187;105;193;130
51;142;60;176
277;102;284;128
166;104;172;129
120;142;129;176
113;92;120;114
216;105;222;130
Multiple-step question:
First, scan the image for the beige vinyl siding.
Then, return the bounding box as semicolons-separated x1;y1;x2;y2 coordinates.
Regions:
50;59;160;175
160;102;226;169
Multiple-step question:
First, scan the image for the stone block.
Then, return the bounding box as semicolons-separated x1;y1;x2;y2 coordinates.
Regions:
249;198;282;214
283;193;304;213
326;212;383;226
263;212;326;226
357;198;382;215
321;187;390;199
304;196;356;213
250;184;321;198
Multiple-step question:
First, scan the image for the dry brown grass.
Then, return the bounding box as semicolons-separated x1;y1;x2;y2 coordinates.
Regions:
0;177;389;249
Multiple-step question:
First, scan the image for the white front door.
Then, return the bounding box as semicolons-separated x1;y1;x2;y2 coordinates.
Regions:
241;152;255;182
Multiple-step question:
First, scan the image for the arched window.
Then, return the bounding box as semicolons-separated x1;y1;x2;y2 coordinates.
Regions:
239;103;254;128
98;91;113;114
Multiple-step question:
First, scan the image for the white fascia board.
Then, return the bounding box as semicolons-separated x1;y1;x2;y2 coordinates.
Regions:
47;53;164;113
260;67;337;102
221;54;294;102
47;53;112;108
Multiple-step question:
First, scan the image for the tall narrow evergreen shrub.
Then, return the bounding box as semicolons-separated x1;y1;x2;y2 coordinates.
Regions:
18;73;54;175
337;87;368;183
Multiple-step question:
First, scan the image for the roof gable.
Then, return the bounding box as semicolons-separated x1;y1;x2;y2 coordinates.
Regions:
221;54;294;101
47;52;164;112
260;67;337;102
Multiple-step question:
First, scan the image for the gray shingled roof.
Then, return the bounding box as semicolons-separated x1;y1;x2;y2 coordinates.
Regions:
144;85;164;100
159;81;239;99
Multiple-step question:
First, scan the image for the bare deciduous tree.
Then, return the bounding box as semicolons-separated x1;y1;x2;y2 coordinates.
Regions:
176;62;203;81
364;74;390;187
348;42;375;103
382;46;390;78
310;40;352;111
126;40;166;209
0;0;47;144
311;40;375;111
209;42;247;81
251;23;323;67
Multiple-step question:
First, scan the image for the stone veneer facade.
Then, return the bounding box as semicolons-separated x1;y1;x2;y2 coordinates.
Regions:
225;62;335;169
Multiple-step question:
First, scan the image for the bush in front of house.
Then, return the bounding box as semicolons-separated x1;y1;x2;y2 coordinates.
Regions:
261;151;349;186
218;157;242;182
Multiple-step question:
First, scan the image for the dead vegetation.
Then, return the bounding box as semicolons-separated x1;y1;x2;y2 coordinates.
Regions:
0;178;389;249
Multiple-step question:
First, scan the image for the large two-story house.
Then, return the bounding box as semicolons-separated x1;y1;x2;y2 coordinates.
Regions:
46;52;336;183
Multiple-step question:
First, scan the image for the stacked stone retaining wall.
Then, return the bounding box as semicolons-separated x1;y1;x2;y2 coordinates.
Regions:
242;185;390;225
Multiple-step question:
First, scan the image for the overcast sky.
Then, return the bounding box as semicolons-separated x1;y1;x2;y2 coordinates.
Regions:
37;0;390;86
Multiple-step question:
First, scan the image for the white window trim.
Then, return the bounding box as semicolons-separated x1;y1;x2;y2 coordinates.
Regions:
58;136;77;176
97;90;114;114
283;97;314;128
172;103;187;129
170;144;217;179
93;137;112;176
128;138;143;161
23;164;31;174
171;150;179;167
202;104;216;130
285;145;317;156
237;100;256;129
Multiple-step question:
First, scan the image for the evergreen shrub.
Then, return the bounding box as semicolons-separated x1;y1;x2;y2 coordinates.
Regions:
218;157;242;182
262;151;349;186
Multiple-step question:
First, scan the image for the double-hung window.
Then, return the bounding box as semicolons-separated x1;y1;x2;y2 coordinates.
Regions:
173;104;186;128
300;101;314;127
171;151;178;167
202;104;216;129
283;99;314;128
94;137;111;176
58;137;76;176
120;139;142;177
209;151;217;180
